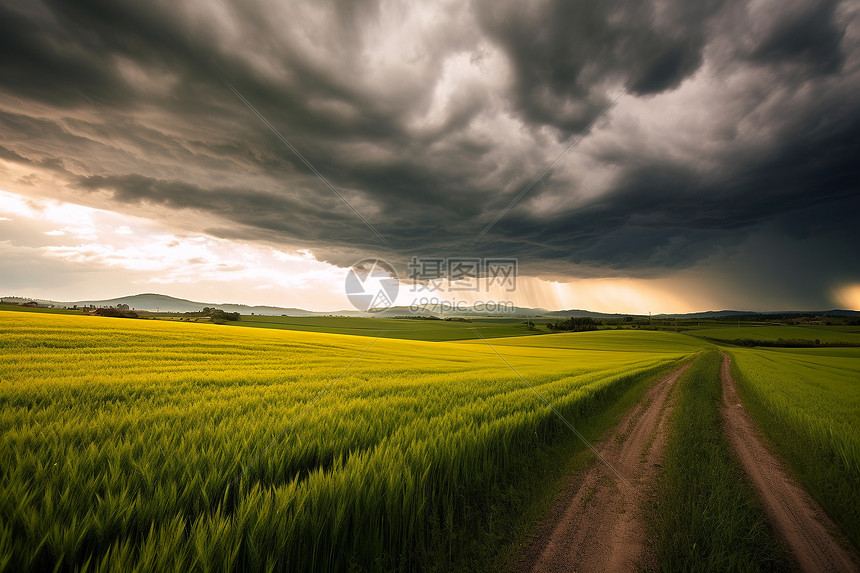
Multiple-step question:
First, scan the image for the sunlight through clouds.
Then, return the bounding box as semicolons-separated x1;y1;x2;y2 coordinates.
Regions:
1;186;854;313
834;284;860;311
0;189;351;307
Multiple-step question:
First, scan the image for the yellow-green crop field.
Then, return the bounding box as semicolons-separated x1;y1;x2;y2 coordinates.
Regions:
0;311;702;572
729;346;860;548
693;325;860;345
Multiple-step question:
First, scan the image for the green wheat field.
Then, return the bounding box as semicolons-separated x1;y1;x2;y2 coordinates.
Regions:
1;311;857;571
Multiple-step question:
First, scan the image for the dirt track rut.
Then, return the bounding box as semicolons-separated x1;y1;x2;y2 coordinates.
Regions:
515;363;689;573
720;354;858;573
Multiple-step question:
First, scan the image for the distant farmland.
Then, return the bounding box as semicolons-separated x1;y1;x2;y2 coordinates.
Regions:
691;325;860;346
227;314;553;341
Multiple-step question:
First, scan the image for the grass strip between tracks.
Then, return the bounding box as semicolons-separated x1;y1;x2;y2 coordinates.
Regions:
650;350;790;571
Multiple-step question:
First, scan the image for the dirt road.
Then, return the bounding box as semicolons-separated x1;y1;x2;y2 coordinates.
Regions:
515;363;689;573
720;354;858;572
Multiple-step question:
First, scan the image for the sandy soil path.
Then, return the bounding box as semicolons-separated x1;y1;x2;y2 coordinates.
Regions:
720;354;858;572
514;363;690;573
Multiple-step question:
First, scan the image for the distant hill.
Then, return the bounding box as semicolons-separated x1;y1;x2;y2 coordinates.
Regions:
2;292;857;318
537;308;860;319
32;293;317;316
0;296;63;307
368;305;549;317
545;309;644;319
655;309;860;318
655;310;758;319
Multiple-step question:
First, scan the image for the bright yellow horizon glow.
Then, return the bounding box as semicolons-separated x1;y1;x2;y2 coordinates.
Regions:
421;275;706;315
834;284;860;311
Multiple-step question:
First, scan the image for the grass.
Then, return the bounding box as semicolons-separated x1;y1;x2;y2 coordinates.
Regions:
689;325;860;345
729;346;860;550
0;311;701;572
225;315;552;341
460;329;709;354
650;350;790;571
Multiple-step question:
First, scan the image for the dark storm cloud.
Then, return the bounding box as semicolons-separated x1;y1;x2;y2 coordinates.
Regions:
474;0;721;131
73;172;384;251
0;0;858;303
748;0;846;72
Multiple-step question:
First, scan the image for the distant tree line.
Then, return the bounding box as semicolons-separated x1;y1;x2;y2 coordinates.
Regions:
547;316;599;332
726;337;860;348
390;315;472;322
184;308;241;322
91;308;139;319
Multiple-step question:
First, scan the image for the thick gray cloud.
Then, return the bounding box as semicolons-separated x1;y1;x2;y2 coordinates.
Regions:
474;0;722;128
0;0;858;307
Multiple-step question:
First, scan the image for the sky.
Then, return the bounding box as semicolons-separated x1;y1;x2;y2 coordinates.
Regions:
1;0;858;313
